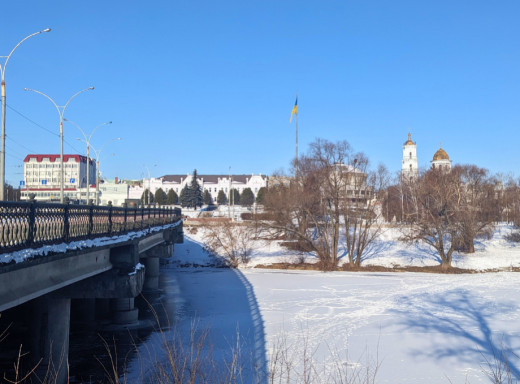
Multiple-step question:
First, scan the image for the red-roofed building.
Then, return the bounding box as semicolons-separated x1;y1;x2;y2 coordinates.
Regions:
21;154;96;202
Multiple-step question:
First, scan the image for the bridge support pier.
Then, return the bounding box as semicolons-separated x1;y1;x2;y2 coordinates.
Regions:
111;298;139;325
141;244;170;292
143;257;160;291
30;296;71;384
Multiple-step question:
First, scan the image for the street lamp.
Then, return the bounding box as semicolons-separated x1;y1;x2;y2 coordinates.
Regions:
91;138;121;205
66;119;112;204
142;164;157;205
24;86;94;203
0;28;51;200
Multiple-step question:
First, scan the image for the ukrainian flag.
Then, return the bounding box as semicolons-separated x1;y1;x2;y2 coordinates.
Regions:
290;97;298;123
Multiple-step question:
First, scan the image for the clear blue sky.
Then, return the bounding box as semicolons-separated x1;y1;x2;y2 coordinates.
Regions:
1;1;519;185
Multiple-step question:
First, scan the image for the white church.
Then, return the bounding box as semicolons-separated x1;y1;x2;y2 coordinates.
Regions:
401;132;452;177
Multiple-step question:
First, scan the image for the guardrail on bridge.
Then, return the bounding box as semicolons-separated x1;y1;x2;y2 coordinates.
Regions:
0;201;181;255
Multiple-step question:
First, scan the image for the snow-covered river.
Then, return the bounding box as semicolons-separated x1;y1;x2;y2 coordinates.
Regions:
120;236;520;383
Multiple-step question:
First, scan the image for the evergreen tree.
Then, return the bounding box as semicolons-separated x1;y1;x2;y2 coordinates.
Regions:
217;190;228;205
256;187;267;204
141;189;154;205
166;189;178;205
155;188;167;205
231;188;240;205
189;169;203;208
203;189;213;205
179;185;190;207
240;188;255;206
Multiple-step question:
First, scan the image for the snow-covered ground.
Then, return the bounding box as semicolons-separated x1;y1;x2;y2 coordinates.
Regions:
187;223;520;271
126;227;520;383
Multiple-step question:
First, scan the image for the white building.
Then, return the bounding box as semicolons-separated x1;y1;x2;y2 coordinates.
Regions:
98;178;129;206
401;132;418;179
129;173;268;203
21;154;96;202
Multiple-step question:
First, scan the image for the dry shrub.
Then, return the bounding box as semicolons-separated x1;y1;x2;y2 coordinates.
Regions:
505;230;520;243
202;221;254;268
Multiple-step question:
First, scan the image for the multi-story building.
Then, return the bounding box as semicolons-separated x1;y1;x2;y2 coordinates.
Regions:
21;154;96;202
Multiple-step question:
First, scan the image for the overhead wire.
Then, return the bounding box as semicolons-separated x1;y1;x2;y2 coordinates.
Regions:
6;103;86;155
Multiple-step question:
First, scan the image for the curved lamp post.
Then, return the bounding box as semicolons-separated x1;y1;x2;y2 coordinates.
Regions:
24;87;94;203
0;28;51;200
91;138;121;205
66;119;112;204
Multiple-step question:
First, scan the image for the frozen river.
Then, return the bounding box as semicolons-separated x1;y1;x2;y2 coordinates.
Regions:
122;236;520;383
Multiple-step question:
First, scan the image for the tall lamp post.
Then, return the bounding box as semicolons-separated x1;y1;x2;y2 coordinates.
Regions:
91;138;121;205
66;119;112;204
0;28;51;200
24;87;94;203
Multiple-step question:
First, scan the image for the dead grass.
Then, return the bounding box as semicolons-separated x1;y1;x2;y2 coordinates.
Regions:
253;262;500;274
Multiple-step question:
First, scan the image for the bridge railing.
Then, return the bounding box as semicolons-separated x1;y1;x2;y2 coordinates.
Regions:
0;201;182;255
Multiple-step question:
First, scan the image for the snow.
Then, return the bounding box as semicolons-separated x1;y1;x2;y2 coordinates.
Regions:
185;223;520;271
125;225;520;383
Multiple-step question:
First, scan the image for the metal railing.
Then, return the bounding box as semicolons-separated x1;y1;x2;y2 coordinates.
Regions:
0;201;181;254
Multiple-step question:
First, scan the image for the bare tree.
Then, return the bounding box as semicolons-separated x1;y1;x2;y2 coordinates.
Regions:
203;221;254;267
260;140;353;270
262;139;384;270
452;164;497;253
342;155;387;267
402;168;461;270
493;174;520;225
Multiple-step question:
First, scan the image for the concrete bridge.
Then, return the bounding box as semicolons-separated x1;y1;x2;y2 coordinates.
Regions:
0;201;184;383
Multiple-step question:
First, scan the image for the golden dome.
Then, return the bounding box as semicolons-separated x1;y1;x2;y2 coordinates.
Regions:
403;132;415;146
433;147;450;161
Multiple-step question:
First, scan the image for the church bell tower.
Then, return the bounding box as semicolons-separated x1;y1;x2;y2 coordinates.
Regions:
402;132;418;179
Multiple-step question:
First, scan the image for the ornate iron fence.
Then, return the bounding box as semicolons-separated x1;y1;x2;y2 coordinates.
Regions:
0;201;181;254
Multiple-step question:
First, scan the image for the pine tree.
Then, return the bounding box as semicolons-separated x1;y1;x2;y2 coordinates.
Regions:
231;188;240;205
155;188;167;205
203;189;212;205
179;185;190;208
256;187;267;204
141;188;154;205
189;169;203;208
166;189;178;205
217;190;228;205
240;188;255;206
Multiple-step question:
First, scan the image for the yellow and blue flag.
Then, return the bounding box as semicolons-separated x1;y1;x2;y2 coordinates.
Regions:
290;97;298;123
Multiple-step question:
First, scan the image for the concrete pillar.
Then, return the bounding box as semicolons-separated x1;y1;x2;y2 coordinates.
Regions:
111;298;139;325
143;257;160;291
30;296;71;384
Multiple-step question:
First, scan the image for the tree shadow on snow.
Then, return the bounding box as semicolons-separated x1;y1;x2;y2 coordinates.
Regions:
389;289;520;378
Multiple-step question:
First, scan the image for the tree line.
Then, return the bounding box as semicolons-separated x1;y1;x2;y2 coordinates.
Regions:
257;138;519;271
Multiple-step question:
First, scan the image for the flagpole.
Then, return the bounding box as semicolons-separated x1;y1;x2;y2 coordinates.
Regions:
295;112;298;173
290;94;298;179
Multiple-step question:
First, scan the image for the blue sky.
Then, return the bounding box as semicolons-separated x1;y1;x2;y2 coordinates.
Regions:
1;1;519;185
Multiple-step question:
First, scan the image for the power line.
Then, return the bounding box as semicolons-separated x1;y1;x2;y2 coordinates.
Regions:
6;136;36;155
6;103;87;155
6;104;58;137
